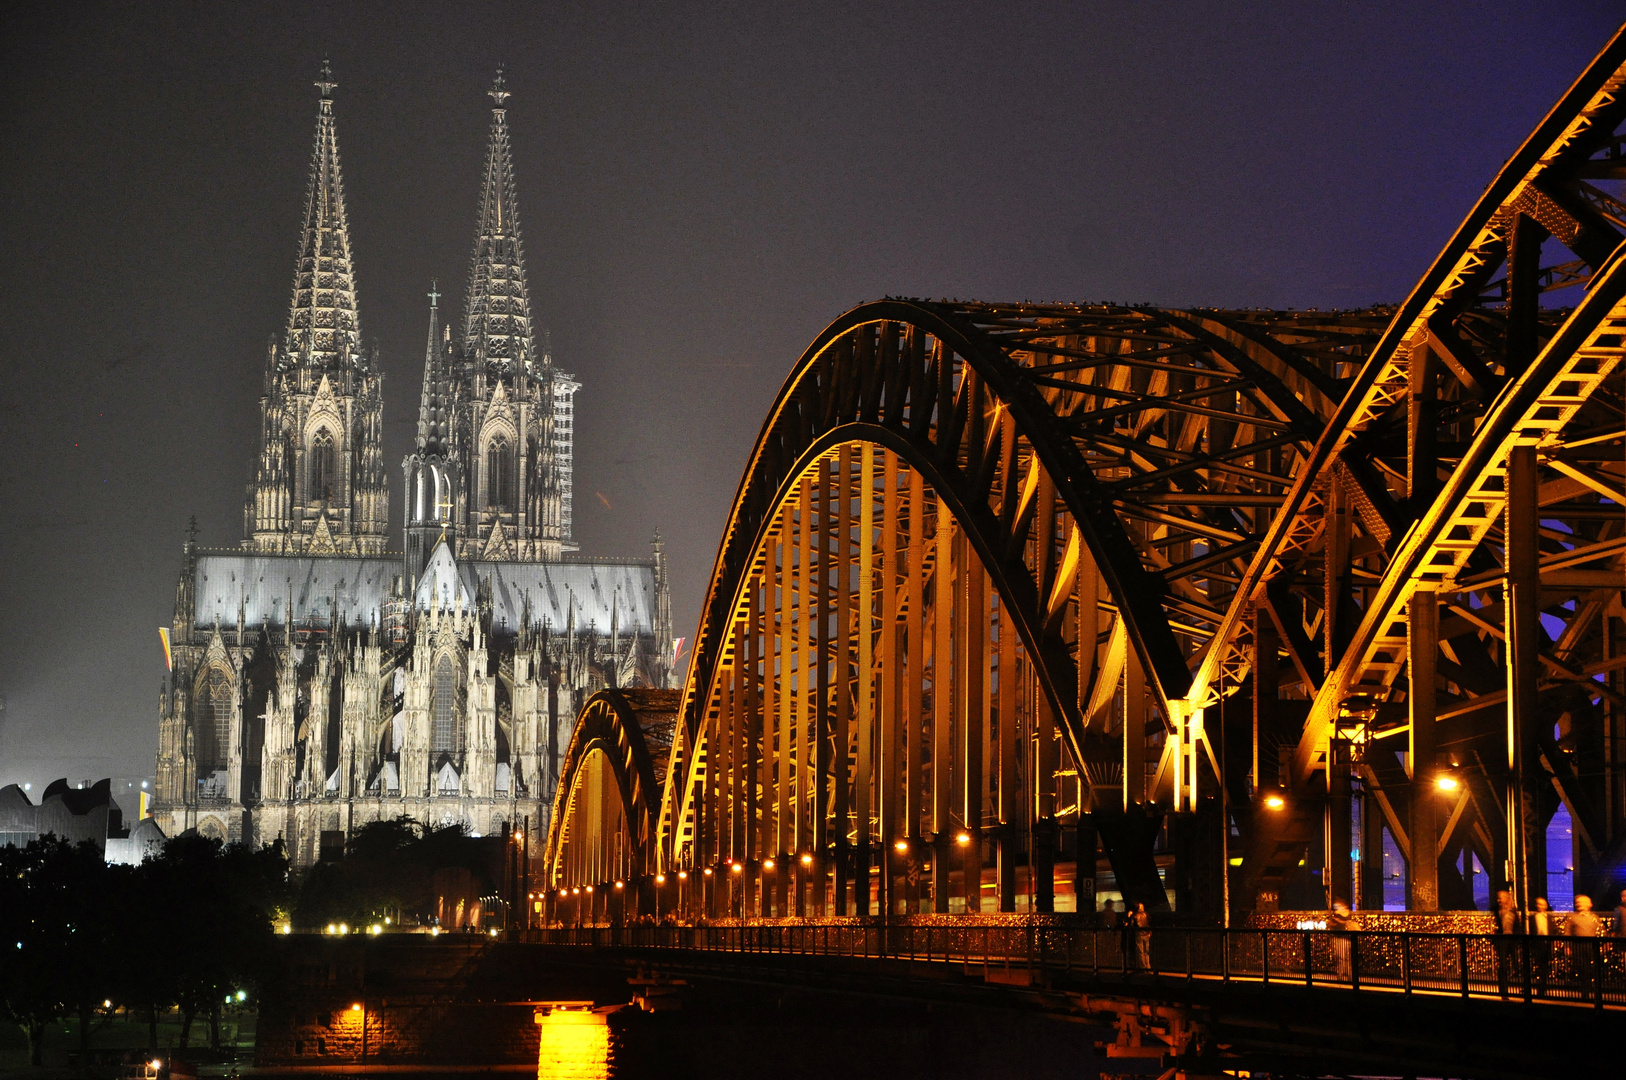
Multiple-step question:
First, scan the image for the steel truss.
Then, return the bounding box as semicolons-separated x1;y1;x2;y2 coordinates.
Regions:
543;24;1626;923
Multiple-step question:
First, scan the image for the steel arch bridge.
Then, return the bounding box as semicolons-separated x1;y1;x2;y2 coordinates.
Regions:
543;24;1626;927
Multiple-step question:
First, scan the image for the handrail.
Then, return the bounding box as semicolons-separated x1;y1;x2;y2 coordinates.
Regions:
522;922;1625;1009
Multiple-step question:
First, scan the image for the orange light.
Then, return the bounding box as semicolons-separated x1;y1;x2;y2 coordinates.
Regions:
955;832;971;846
703;867;714;876
585;885;594;893
763;858;775;871
614;880;624;889
730;862;742;874
656;874;667;885
351;1003;362;1012
1436;773;1460;792
678;870;689;880
1264;794;1286;810
572;887;580;895
800;853;813;866
894;839;909;852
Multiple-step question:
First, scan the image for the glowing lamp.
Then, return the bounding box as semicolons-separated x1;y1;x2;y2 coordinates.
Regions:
1436;773;1460;792
585;885;594;893
1263;794;1286;811
678;870;689;880
703;867;714;876
614;880;624;889
104;1000;112;1008
763;859;775;871
351;1003;362;1012
656;874;667;885
730;862;742;873
955;832;971;846
800;853;813;866
894;839;909;852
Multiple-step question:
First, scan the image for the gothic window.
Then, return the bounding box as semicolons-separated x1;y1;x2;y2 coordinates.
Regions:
196;669;233;775
486;436;512;511
309;430;336;503
431;656;457;754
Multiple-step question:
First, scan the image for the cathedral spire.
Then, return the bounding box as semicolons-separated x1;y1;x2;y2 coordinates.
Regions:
463;67;536;373
415;282;451;456
285;59;362;371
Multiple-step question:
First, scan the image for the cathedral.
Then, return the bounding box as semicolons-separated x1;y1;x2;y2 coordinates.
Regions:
151;68;673;865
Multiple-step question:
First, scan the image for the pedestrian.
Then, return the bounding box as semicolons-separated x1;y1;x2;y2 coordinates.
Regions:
1529;897;1553;996
1119;900;1137;970
1133;902;1152;972
1101;897;1119;929
1567;894;1601;993
1327;898;1359;982
1492;888;1523;996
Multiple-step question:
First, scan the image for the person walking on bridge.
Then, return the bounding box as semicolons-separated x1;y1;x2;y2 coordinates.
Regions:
1567;894;1601;993
1529;897;1553;996
1328;899;1359;982
1492;888;1523;996
1132;902;1152;972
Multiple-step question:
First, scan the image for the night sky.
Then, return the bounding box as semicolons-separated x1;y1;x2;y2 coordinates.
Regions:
0;2;1619;789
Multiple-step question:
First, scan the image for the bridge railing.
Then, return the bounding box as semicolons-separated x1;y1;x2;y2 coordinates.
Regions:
526;922;1626;1008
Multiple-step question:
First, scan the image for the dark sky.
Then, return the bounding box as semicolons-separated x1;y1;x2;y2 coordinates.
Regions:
0;2;1619;788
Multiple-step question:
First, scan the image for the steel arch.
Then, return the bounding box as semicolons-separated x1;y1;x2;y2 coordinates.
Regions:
542;687;676;888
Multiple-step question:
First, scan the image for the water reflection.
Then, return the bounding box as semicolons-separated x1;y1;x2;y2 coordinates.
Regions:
536;1003;611;1080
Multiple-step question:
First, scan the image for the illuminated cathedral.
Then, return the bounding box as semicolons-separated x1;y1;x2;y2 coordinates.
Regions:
151;68;673;864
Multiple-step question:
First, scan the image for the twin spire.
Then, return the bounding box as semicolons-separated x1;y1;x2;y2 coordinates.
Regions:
282;64;538;379
463;67;539;374
284;59;362;371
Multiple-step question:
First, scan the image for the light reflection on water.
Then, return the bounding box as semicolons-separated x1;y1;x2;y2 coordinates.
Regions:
536;1004;611;1080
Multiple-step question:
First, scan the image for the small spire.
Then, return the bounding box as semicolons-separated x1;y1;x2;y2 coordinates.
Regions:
428;279;440;310
315;58;337;101
489;66;510;108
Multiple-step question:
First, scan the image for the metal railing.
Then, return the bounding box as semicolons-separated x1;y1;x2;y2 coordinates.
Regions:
526;922;1626;1008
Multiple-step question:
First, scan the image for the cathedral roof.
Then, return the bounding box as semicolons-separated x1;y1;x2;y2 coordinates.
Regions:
283;61;364;372
193;553;399;631
191;549;658;637
462;69;537;374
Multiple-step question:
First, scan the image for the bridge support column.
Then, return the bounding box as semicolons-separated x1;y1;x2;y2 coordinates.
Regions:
997;826;1018;913
1506;444;1546;911
1326;740;1354;908
1408;587;1439;911
1033;817;1056;913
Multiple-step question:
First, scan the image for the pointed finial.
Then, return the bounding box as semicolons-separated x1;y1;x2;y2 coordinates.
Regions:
489;66;510;108
428;280;440;310
315;58;337;100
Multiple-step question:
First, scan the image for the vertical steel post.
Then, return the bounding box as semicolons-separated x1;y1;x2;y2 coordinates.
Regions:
1506;444;1544;912
1408;586;1439;910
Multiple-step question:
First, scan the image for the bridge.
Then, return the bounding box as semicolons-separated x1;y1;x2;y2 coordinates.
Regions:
529;23;1626;1074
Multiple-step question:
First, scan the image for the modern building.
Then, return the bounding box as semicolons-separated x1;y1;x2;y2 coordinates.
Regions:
151;68;673;865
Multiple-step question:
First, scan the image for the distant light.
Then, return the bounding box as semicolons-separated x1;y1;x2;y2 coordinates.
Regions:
1436;773;1460;792
326;923;336;935
730;863;742;874
384;917;391;925
140;781;148;789
678;871;689;880
800;853;813;866
489;928;498;937
236;990;246;1002
894;840;909;852
338;922;348;934
614;880;624;889
762;859;775;871
152;1061;162;1071
351;1003;362;1012
955;832;971;846
572;887;580;895
703;867;713;876
656;874;667;885
585;885;594;893
1264;794;1286;811
103;1000;112;1008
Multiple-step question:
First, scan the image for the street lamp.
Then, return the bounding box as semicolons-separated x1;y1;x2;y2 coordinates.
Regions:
1435;771;1461;792
1264;794;1286;810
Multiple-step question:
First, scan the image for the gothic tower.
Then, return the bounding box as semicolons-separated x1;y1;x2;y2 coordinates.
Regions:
244;63;388;555
451;70;565;563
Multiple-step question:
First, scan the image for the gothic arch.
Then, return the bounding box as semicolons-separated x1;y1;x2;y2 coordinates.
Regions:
308;427;337;504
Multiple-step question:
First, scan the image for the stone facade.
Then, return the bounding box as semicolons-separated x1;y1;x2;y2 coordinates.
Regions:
153;69;671;864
